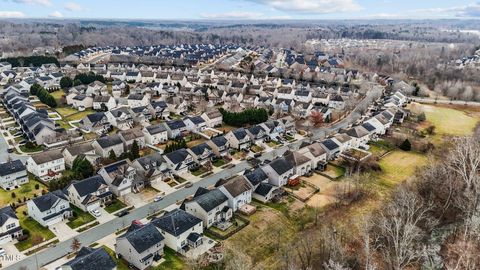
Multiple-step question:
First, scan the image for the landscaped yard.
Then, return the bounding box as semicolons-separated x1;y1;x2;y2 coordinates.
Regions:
250;144;264;153
0;176;47;206
20;143;44;153
105;199;127;214
50;90;66;104
212;158;227;167
56;107;79;117
153;247;185;270
65;109;95;122
66;206;95;229
190;166;209;176
15;205;55;251
321;164;346;179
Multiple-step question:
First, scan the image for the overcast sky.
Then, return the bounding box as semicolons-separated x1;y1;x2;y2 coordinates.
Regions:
1;0;480;20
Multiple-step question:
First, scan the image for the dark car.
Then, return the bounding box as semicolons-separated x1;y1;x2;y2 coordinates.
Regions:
184;182;193;188
116;210;129;217
7;148;14;153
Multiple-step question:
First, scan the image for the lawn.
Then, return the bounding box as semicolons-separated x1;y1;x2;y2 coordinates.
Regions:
0;176;47;206
154;247;185;270
251;144;264;153
65;109;95;122
56;107;79;117
50;90;66;103
66;206;95;229
374;150;428;191
56;120;72;130
212;158;227;167
103;245;129;270
15;205;55;251
321;164;346;179
190;166;209;176
422;105;478;136
20;144;44;153
105;199;127;214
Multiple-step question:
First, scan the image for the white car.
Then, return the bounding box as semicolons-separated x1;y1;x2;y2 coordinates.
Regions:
90;209;101;217
154;195;163;202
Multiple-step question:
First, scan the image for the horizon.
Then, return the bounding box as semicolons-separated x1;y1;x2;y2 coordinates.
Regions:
1;0;480;20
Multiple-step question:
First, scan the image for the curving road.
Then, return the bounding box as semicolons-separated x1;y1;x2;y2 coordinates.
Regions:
5;94;373;270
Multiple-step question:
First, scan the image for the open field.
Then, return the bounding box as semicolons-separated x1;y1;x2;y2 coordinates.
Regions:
422;104;478;136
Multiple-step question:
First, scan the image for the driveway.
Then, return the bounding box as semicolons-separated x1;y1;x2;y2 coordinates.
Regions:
0;242;25;268
51;222;78;242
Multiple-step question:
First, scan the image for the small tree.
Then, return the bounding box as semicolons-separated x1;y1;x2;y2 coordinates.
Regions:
417;112;426;122
399;139;412;151
11;192;16;199
70;237;81;254
309;111;324;127
131;140;140;160
60;76;73;89
108;150;117;160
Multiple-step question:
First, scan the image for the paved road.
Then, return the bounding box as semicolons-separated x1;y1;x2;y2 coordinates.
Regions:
410;97;480;106
0;135;28;163
5;94;373;270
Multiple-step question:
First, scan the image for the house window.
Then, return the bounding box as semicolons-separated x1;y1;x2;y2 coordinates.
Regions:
6;223;16;230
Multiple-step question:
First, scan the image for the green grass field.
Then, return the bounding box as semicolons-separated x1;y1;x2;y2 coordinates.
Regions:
56;107;79;117
65;109;95;122
423;105;478;136
154;247;185;270
15;205;55;251
105;199;127;214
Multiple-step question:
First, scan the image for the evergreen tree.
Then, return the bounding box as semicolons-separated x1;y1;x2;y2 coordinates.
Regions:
109;150;117;160
131;140;140;160
399;139;412;151
60;76;73;89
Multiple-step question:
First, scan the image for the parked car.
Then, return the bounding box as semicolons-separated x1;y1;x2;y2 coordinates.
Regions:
7;148;14;153
0;247;5;256
154;195;163;202
184;182;193;188
116;210;129;217
90;209;101;217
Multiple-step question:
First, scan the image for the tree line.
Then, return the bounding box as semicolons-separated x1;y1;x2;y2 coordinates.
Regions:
0;56;59;67
164;139;187;154
30;83;57;108
74;72;106;85
219;108;269;127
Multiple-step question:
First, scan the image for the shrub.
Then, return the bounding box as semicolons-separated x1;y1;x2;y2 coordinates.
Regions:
417;112;426;122
399;139;412;151
11;192;16;198
35;184;40;190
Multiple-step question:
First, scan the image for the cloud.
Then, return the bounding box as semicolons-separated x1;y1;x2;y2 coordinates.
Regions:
245;0;361;14
64;2;83;11
0;11;25;18
49;10;63;18
10;0;52;6
413;2;480;18
201;11;265;19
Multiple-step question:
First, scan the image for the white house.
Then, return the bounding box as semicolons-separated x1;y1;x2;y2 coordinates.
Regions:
143;124;168;145
152;209;204;253
92;134;125;158
225;128;252;150
27;190;72;227
261;157;294;187
0;160;28;191
0;206;23;244
115;221;165;270
217;176;253;212
182;188;232;228
98;159;138;196
26;149;65;181
201;110;223;128
65;175;113;212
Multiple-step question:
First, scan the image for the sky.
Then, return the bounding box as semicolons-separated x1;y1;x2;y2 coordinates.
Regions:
1;0;480;20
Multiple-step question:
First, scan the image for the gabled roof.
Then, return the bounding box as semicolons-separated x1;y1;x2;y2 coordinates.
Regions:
284;151;311;166
210;135;228;147
31;190;67;212
267;157;293;176
152;209;202;236
65;141;95;157
95;134;123;149
188;188;228;212
164;148;190;165
0;159;25;176
145;124;167;135
165;120;186;130
120;222;164;254
321;139;340;151
69;175;107;197
63;247;116;270
219;175;252;197
30;149;63;164
189;143;212;156
0;206;18;226
244;167;269;186
255;183;275;196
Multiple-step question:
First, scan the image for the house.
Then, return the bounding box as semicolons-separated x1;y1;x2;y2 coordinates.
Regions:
127;93;150;108
320;139;341;160
93;95;116;111
65;175;113;212
0;206;23;244
182;188;232;228
150;100;170;119
253;183;277;203
201;110;223;128
284;150;312;176
217;175;253;212
184;116;207;132
244;167;269;189
329;94;345;110
26;149;65;181
105;107;134;130
131;152;171;181
59;247;116;270
298;142;327;171
119;128;146;150
188;143;215;165
62;141;99;168
86;81;108;96
143;124;168;145
163;149;196;175
246;125;267;143
115;221;165;270
262;157;294;187
79;112;111;134
152;209;204;253
98;159;139;196
93;134;124;158
206;135;230;157
67;94;93;110
0;159;28;191
225;128;252;150
334;133;353;152
345;126;371;149
27;190;72;227
163;120;188;139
